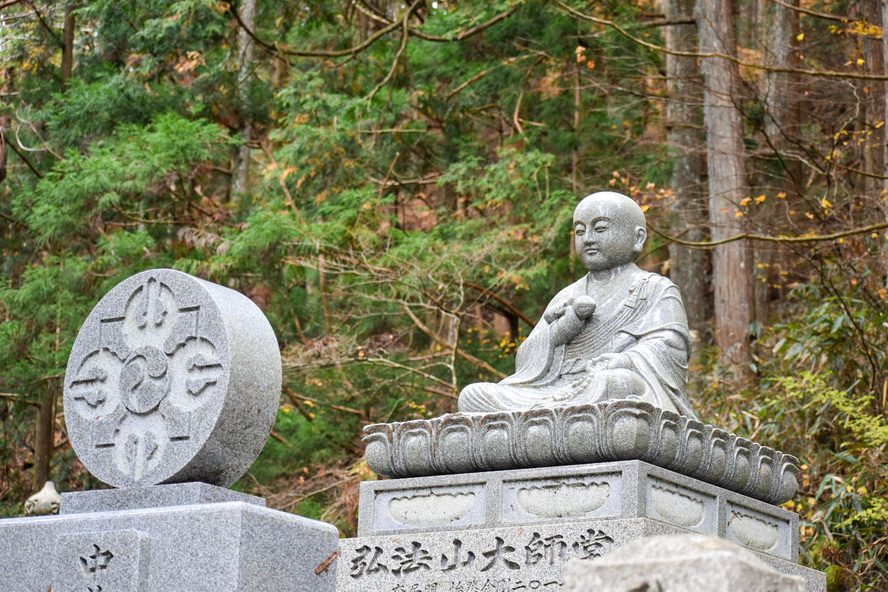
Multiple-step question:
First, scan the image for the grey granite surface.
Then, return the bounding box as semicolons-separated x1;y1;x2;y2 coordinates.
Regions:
63;268;282;488
60;482;265;514
1;501;339;592
363;401;799;505
562;534;806;592
357;460;798;563
459;192;695;419
338;517;824;592
54;529;151;592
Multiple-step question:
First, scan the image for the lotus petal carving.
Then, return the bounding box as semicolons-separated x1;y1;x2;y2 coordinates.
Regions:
389;492;477;526
650;484;704;528
516;482;610;518
362;401;800;505
728;511;780;551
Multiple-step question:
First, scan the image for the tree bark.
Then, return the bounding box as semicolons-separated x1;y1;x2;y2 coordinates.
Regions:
233;0;257;204
863;0;885;200
665;0;709;344
883;0;888;201
0;67;12;184
32;381;56;491
61;5;75;90
697;0;755;377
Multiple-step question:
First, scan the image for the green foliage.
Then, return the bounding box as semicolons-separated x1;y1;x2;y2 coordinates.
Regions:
775;372;888;449
1;2;886;587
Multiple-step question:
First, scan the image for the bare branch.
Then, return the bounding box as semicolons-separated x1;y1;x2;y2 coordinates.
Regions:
282;386;365;417
363;356;457;395
0;128;42;178
402;304;506;380
0;210;29;229
643;17;696;27
446;68;491;100
409;5;520;42
0;392;41;407
769;0;849;23
22;0;62;47
366;14;411;101
464;282;536;328
647;222;888;248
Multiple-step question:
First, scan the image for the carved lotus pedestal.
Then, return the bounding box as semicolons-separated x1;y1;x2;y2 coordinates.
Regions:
339;402;826;592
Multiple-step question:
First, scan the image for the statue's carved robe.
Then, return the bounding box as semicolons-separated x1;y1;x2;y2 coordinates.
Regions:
458;264;696;418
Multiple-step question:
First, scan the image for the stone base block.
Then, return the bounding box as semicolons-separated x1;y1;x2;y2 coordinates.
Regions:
0;501;339;592
338;518;824;592
60;482;265;514
359;460;798;562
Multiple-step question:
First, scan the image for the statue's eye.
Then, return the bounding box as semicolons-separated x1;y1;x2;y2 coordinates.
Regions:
575;227;585;236
594;224;609;232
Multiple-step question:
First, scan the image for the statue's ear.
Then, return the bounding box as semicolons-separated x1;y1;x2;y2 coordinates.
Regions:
633;226;647;254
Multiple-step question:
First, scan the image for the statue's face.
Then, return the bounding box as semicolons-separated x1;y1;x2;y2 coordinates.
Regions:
574;196;646;272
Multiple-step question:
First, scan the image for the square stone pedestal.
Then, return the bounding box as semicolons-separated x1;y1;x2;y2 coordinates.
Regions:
0;483;339;592
339;461;825;592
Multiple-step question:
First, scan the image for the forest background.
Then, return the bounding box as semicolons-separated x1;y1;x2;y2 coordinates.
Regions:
0;0;886;589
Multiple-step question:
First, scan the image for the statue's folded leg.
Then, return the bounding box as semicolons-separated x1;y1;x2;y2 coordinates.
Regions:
457;382;509;413
458;382;559;413
560;368;648;406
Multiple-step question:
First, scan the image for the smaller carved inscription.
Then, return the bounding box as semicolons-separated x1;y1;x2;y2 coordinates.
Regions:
387;579;561;592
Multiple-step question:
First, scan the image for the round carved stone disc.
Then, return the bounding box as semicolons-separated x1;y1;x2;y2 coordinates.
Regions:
64;269;282;488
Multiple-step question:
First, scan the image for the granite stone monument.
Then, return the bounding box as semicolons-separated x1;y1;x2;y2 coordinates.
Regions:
0;269;339;592
343;192;827;592
459;192;694;418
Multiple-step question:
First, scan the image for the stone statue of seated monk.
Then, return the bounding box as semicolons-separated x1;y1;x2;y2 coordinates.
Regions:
458;191;697;419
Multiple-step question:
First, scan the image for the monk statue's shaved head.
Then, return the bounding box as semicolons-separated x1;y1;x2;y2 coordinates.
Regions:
574;191;646;232
458;190;694;419
573;192;648;274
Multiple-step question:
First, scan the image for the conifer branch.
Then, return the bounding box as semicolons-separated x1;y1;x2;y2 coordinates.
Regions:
230;0;421;59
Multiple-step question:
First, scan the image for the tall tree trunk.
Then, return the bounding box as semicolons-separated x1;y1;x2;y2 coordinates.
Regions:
697;0;755;377
0;67;12;183
665;0;708;346
882;0;888;286
61;5;75;90
862;0;886;200
32;381;56;491
883;0;888;202
571;62;582;278
233;0;257;204
758;0;800;327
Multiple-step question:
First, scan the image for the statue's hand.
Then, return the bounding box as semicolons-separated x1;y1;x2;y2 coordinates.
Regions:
586;353;631;373
543;300;570;324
